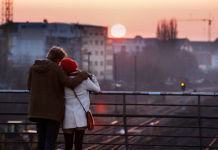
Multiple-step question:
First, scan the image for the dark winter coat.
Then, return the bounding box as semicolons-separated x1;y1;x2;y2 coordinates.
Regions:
27;60;88;123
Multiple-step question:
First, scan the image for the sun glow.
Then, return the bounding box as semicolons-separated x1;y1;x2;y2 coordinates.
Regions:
111;24;126;38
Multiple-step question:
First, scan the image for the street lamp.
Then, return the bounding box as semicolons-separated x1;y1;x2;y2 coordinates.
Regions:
134;55;137;110
87;51;91;72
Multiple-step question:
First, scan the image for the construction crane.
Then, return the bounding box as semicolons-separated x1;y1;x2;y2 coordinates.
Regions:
1;0;13;24
178;18;212;41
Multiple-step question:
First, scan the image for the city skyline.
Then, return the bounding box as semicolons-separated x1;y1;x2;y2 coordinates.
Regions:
9;0;218;41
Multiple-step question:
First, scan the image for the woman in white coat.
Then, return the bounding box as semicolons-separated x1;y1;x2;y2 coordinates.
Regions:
60;58;101;150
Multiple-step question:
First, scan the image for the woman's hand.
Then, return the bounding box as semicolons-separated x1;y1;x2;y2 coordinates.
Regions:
95;91;102;95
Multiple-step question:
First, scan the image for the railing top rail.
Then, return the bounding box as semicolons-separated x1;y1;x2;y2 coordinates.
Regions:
0;90;29;93
0;90;218;96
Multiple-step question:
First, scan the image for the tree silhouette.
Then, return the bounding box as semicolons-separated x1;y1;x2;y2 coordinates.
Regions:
157;18;178;41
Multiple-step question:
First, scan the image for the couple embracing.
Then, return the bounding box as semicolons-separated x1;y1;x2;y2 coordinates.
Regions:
27;46;101;150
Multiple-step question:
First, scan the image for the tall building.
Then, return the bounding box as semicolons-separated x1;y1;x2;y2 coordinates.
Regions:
76;24;110;80
0;22;48;66
0;21;114;81
46;22;82;66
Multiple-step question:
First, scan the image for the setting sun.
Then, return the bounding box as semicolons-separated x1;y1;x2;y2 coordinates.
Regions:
111;24;126;38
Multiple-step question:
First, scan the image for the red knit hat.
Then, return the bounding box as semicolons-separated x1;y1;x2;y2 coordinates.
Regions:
60;58;79;73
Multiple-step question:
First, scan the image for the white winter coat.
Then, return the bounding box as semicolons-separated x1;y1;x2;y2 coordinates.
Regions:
63;75;100;129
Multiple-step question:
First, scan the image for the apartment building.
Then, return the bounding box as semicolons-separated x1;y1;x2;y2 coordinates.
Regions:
76;24;111;80
0;21;113;81
112;36;146;54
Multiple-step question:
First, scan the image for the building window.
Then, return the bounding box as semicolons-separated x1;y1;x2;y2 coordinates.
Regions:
94;71;98;76
100;61;103;66
60;29;66;33
136;46;139;51
100;71;104;76
46;37;56;44
83;31;87;36
107;60;113;65
95;61;98;65
95;40;99;45
100;41;104;45
58;37;67;44
95;51;98;55
83;41;88;45
89;40;93;45
70;39;75;44
100;51;104;55
121;45;126;51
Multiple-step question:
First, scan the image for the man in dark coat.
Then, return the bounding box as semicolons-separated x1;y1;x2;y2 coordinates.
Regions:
27;46;90;150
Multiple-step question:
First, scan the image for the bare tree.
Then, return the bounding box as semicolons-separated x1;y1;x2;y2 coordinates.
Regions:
157;18;178;41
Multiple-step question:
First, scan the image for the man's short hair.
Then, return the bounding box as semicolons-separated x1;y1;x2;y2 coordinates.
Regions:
46;46;68;62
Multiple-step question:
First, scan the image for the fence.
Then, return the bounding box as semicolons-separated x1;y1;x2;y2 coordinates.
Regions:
0;90;218;150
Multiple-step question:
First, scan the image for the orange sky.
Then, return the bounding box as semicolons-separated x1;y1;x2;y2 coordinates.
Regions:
9;0;218;41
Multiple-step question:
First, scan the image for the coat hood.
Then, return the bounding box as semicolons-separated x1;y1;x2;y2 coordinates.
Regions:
32;60;55;73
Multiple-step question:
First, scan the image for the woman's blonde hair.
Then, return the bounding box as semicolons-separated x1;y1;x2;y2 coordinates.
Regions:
46;46;68;62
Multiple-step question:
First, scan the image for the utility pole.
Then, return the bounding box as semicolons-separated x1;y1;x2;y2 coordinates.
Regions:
114;53;117;85
134;55;137;91
113;53;118;114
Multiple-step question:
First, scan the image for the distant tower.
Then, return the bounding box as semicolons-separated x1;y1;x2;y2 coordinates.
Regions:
1;0;13;24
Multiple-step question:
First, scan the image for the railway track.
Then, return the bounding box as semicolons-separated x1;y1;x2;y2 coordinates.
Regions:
84;99;190;150
83;87;218;150
205;134;218;150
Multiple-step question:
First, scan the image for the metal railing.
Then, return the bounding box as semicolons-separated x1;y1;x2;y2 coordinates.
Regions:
1;90;218;150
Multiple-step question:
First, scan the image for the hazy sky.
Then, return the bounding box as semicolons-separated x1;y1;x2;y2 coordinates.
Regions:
11;0;218;41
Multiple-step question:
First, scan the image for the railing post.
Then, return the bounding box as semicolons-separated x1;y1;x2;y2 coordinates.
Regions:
197;95;203;150
123;94;128;150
